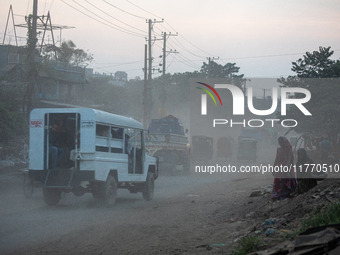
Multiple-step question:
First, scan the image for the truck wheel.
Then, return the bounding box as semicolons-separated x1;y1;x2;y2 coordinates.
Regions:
43;188;61;206
164;151;179;175
91;185;101;199
142;172;154;201
103;175;118;206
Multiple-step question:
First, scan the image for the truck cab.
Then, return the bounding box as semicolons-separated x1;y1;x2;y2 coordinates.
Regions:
145;115;190;175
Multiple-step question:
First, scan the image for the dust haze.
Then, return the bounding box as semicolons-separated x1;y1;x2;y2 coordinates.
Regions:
0;77;326;254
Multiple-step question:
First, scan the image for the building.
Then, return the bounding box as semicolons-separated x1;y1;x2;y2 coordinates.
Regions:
0;45;86;105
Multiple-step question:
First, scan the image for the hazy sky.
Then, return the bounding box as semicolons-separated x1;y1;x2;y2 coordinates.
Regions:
1;0;340;80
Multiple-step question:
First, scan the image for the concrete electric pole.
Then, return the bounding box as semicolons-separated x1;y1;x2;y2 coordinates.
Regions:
162;32;178;76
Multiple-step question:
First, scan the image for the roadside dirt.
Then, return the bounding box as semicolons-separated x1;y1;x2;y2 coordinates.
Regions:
0;164;339;255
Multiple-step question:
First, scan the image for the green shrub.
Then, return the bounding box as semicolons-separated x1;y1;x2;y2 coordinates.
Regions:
303;203;340;230
231;236;262;255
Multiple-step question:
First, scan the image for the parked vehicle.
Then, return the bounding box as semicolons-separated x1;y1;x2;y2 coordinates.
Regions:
145;115;190;175
191;135;213;163
28;108;158;206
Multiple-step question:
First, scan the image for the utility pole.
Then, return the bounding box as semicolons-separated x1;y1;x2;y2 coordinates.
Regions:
143;19;163;126
148;19;152;81
25;0;38;118
32;0;38;45
162;32;166;76
147;19;163;81
162;32;178;76
207;56;219;78
143;44;148;128
155;32;178;118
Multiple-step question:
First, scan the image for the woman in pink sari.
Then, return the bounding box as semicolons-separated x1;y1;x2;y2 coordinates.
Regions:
271;136;297;200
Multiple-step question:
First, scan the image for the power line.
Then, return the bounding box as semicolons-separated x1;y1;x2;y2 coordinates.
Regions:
225;50;340;61
43;0;48;14
88;63;144;75
26;0;31;16
154;25;208;59
48;0;55;12
84;0;146;34
167;41;202;68
93;60;144;68
125;0;216;60
166;53;176;70
173;53;201;70
167;36;205;59
125;0;163;20
101;0;146;20
60;0;145;38
72;0;145;37
162;21;217;57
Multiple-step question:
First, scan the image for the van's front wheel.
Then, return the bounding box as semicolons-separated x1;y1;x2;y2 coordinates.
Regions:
43;188;61;206
142;172;154;201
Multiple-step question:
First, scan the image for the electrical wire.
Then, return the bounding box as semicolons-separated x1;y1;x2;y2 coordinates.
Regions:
84;0;146;34
101;0;146;20
125;0;163;20
60;0;145;38
166;53;176;70
173;53;201;70
94;60;144;69
72;0;145;37
37;0;340;76
43;0;48;14
167;41;203;67
146;9;218;63
154;25;208;60
49;0;55;12
162;21;217;57
26;0;31;16
168;37;205;59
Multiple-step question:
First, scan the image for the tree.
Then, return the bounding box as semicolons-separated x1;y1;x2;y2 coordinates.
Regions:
278;47;340;143
42;40;93;66
200;60;245;88
0;82;26;142
291;46;339;78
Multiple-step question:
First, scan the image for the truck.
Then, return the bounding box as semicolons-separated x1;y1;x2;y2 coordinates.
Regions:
28;108;159;206
145;115;190;175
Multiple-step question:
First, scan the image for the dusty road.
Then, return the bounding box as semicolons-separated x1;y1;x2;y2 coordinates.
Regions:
0;164;272;255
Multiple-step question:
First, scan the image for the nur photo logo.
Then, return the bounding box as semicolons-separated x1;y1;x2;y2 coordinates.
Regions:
194;80;312;128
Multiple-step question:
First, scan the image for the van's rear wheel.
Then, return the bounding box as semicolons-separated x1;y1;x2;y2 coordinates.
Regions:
103;175;117;206
142;172;154;201
43;188;61;206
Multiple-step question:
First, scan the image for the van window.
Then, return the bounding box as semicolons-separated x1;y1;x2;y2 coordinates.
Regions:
135;130;143;174
96;124;109;137
125;128;143;174
111;127;123;139
96;124;123;153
